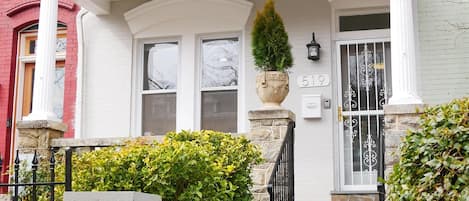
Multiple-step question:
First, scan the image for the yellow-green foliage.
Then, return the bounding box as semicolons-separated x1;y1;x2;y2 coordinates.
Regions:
251;0;293;72
386;97;469;201
46;130;261;201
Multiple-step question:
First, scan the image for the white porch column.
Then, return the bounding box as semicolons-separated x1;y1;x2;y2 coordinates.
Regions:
388;0;423;105
24;0;59;121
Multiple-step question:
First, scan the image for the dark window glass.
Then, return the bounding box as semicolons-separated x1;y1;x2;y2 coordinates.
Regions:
142;93;177;135
201;90;237;133
339;13;390;32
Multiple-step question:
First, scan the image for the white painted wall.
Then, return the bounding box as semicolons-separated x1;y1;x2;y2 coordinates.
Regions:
81;0;147;138
81;0;335;200
244;0;334;200
417;0;469;104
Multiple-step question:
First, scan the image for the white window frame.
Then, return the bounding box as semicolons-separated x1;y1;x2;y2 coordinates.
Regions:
332;7;390;41
135;37;182;136
332;5;391;192
195;32;242;132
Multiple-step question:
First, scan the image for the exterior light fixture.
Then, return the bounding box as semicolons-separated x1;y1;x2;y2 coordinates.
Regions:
307;32;321;61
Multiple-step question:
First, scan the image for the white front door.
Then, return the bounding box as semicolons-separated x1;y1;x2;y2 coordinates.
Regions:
337;40;391;190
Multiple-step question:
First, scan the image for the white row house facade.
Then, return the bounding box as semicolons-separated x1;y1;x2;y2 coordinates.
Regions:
0;0;468;200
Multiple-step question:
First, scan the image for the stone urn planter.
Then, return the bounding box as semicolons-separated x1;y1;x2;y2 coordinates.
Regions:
256;71;289;108
251;0;293;109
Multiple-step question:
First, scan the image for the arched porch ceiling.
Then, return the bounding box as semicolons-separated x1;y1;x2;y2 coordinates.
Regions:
123;0;253;37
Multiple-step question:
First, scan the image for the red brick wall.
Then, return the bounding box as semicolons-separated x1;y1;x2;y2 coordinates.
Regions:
0;0;79;184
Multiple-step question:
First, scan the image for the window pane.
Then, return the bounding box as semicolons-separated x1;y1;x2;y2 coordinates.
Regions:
27;67;65;120
142;93;176;135
27;36;67;55
339;13;390;32
143;42;178;90
202;38;239;88
56;37;67;53
201;90;237;133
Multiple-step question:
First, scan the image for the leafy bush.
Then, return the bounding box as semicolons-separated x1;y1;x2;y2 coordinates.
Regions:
50;130;262;201
386;97;469;201
251;0;293;72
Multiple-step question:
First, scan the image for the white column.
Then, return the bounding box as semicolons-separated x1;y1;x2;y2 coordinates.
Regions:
24;0;59;121
388;0;423;105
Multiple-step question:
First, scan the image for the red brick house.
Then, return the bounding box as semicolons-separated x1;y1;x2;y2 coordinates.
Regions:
0;0;79;184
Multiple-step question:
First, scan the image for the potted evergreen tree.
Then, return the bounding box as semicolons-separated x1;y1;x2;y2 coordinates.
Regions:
252;0;293;108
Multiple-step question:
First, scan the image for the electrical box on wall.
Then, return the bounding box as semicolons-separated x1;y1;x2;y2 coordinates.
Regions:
302;94;322;118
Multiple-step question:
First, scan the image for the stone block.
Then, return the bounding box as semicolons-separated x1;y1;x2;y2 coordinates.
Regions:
275;126;288;140
249;128;273;141
248;109;295;121
384;133;404;149
384;148;399;166
272;119;290;126
384;115;397;130
64;192;161;201
251;168;268;185
252;193;270;201
384;104;426;115
0;195;10;201
251;185;268;193
397;115;421;131
261;141;283;163
331;194;379;201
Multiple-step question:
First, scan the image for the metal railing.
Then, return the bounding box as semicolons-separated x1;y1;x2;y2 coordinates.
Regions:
0;149;72;201
267;121;295;201
377;128;386;201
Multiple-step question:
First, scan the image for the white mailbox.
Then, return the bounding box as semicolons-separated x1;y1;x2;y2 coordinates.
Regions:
302;94;322;118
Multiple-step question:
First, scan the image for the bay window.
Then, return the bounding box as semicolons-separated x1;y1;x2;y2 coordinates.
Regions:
137;35;241;135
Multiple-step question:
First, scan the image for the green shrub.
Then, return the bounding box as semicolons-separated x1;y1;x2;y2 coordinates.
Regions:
251;0;293;72
51;130;261;201
386;97;469;201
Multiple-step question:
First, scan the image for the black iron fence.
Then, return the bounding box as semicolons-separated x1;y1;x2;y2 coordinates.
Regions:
0;149;72;201
267;121;295;201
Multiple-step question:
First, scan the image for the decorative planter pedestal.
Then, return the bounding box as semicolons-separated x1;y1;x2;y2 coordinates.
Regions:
256;71;289;109
64;192;162;201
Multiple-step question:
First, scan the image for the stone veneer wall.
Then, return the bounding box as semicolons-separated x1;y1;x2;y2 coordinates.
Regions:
383;104;425;190
247;109;295;201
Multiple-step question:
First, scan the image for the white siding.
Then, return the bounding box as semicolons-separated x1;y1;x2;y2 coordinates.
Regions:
417;0;469;104
244;0;334;200
81;0;147;138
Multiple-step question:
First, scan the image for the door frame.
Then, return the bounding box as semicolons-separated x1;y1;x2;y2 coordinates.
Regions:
335;38;390;191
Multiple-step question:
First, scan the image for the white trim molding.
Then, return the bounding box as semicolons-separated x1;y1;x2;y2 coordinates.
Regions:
74;0;111;15
329;0;389;9
124;0;253;38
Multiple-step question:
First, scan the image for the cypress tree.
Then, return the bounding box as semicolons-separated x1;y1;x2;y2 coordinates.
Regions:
251;0;293;72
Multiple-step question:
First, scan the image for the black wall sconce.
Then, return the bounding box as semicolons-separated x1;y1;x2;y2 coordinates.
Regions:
307;32;321;61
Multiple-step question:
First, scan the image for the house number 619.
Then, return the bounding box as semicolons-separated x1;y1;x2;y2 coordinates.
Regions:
297;74;330;88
